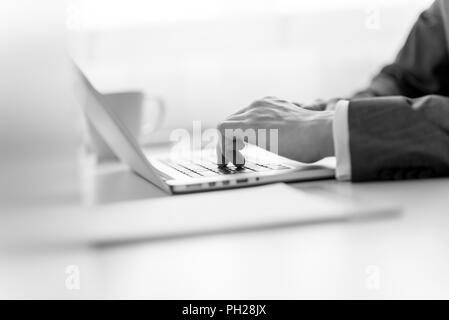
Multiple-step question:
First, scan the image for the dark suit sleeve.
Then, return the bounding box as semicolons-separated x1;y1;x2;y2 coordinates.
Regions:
353;1;449;98
348;95;449;181
345;1;449;181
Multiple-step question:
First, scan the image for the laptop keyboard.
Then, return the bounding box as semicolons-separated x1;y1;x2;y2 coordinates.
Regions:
162;159;291;178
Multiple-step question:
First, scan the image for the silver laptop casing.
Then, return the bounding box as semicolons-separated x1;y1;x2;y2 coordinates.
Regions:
73;61;335;194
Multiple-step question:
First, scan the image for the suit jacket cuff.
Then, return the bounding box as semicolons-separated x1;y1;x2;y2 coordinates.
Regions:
332;100;352;180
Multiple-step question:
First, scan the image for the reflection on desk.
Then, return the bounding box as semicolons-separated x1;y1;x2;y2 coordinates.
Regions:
2;157;449;299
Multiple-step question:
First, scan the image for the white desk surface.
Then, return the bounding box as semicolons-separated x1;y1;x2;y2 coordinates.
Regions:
2;159;449;299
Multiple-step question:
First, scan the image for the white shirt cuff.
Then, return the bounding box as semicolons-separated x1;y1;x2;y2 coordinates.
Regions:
332;100;352;181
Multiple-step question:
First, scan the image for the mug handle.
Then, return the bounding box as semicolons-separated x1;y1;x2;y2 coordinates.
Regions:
140;94;166;140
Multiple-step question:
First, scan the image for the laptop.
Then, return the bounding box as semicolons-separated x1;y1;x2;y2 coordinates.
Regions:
74;63;335;194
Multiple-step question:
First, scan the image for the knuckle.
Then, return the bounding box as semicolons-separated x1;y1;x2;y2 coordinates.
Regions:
249;98;267;108
217;122;228;132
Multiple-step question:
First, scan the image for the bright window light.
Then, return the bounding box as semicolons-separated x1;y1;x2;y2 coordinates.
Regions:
69;0;432;30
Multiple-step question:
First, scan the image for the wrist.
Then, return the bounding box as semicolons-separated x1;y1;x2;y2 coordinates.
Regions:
320;111;335;158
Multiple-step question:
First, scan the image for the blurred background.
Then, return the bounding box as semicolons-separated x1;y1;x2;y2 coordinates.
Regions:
0;0;439;299
0;0;434;232
68;0;433;142
0;0;435;224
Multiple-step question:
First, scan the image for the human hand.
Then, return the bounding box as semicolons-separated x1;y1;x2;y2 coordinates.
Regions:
216;97;335;167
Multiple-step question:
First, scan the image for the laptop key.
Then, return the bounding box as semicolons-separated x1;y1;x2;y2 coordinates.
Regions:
244;162;271;172
233;167;255;174
217;167;236;175
263;164;291;170
197;170;220;177
178;161;211;173
194;160;221;172
163;161;199;177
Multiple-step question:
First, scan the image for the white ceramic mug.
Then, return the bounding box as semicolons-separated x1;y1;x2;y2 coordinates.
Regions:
85;90;165;162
